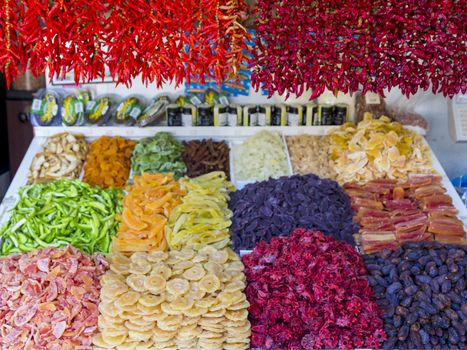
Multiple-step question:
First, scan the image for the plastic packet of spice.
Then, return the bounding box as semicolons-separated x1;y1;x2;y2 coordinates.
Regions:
112;96;145;126
61;91;85;126
85;95;115;125
137;95;170;127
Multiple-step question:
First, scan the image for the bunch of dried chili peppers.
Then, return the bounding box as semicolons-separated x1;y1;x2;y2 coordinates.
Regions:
251;0;467;99
0;0;250;88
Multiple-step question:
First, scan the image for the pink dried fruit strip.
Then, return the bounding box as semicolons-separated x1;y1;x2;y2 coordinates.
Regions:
0;246;108;350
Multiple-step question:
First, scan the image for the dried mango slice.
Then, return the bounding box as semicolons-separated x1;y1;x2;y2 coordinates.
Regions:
167;172;234;250
113;173;186;254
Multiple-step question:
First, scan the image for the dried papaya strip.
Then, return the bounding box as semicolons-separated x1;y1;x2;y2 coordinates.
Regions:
113;173;186;254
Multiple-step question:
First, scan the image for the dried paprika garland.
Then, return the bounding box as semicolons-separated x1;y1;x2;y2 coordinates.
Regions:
251;0;467;99
0;0;26;88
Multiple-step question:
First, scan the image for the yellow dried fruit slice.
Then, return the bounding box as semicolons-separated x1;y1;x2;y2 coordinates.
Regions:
225;261;244;272
224;280;245;293
99;302;120;318
172;260;194;271
144;275;166;294
115;291;140;308
170;296;195;311
126;274;147;292
101;281;128;298
159;314;183;326
183;306;208;317
147;251;169;262
139;293;166;307
166;278;190;296
115;341;138;350
123;208;148;231
225;309;248;321
228;300;250;311
101;271;125;285
195;296;218;309
101;333;128;347
151;263;172;280
129;262;152;275
183;264;206;281
199;274;221;293
209;249;229;264
128;329;153;342
187;282;207;300
204;261;223;276
160;302;183;315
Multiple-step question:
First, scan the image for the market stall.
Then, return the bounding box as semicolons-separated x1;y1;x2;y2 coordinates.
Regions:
1;0;466;349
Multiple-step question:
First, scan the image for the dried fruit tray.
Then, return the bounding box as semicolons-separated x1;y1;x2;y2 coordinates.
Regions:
1;126;465;232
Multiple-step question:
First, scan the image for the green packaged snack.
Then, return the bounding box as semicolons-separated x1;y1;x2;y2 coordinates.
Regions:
61;95;85;126
85;96;112;125
31;90;61;126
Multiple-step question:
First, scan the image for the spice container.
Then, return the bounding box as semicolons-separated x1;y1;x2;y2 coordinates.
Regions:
227;104;243;126
272;104;288;126
167;104;182;126
214;105;228;126
319;104;334;125
197;103;214;126
287;104;304;126
258;105;272;126
305;103;319;126
243;105;258;126
334;103;348;125
181;104;196;126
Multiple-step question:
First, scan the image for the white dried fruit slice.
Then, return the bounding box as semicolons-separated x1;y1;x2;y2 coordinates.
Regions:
199;274;220;293
138;293;166;307
166;278;190;296
204;262;223;276
224;280;245;293
160;302;183;315
126;274;147;292
170;296;195;311
209;249;228;264
129;262;152;275
182;264;206;281
151;263;172;280
182;306;207;317
115;291;140;308
128;329;153;342
225;309;248;321
144;275;166;294
102;333;128;347
130;252;150;265
147;251;169;262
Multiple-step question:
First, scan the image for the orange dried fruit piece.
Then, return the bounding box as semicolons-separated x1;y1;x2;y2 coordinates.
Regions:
123;208;148;231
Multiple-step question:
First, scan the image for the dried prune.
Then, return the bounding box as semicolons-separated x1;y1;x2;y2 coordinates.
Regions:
364;242;466;349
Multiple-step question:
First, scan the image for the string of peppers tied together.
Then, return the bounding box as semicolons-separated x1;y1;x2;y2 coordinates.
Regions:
251;0;467;98
0;0;250;88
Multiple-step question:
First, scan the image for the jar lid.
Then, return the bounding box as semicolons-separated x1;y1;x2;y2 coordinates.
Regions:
182;107;193;114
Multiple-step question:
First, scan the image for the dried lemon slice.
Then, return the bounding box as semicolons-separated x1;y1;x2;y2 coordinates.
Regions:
126;274;147;292
199;274;221;293
144;275;166;294
115;291;140;308
183;264;206;281
166;278;190;296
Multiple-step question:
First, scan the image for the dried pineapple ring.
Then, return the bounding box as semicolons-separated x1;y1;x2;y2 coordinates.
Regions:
139;293;166;307
115;291;140;308
228;300;250;311
129;262;152;275
110;263;131;275
126;274;147;292
172;260;194;271
218;291;245;305
160;302;183;315
148;251;169;262
166;278;190;296
116;341;138;350
124;320;155;332
183;306;208;317
195;296;218;309
135;340;155;350
101;271;125;284
204;261;223;276
144;275;166;294
225;309;248;321
170;296;195;311
130;252;150;264
225;261;244;272
198;246;218;256
128;329;153;342
226;248;239;261
99;302;120;318
199;274;221;293
102;327;128;338
209;250;229;264
128;317;157;327
224;280;245;293
151;263;172;280
159;314;183;326
182;264;206;281
92;334;114;349
101;281;128;298
187;282;207;301
101;333;128;347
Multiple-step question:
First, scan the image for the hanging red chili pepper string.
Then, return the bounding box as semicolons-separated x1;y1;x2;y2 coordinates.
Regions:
0;0;26;88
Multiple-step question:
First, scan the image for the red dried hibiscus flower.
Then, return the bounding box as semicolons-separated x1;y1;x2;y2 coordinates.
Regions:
243;228;386;350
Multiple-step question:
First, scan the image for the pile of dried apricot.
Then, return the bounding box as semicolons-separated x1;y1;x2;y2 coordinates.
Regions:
83;136;136;189
112;173;186;253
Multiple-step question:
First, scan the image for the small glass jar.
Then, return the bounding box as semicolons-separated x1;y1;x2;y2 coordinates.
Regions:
167;104;182;126
197;104;214;126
